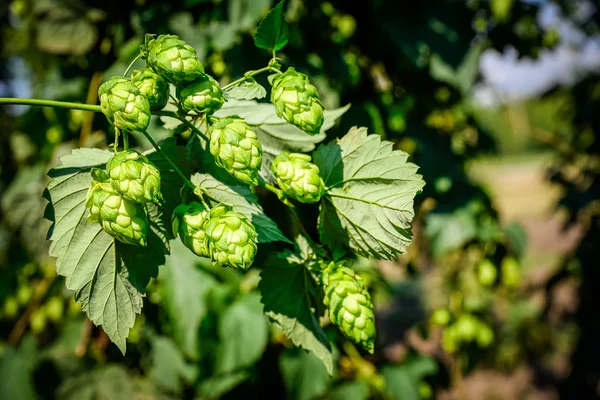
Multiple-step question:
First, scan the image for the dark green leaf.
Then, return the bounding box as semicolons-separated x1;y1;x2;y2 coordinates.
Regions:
279;348;330;400
149;336;198;394
258;253;333;375
314;127;425;259
161;239;217;360
0;337;37;400
424;207;478;258
254;0;289;51
192;173;291;244
215;292;268;373
329;381;370;400
382;356;438;400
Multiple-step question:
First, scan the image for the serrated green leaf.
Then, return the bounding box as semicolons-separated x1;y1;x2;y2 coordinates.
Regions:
149;336;199;394
161;239;217;360
258;254;333;375
314;126;425;260
215;292;268;373
44;147;173;353
254;0;289;51
191;173;291;244
224;78;267;100
279;348;330;400
214;99;349;181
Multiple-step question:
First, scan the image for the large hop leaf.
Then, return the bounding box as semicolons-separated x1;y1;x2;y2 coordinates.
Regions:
98;77;151;132
209;116;263;186
270;68;324;135
131;68;169;110
172;202;210;258
177;75;225;115
321;262;376;353
85;181;148;246
203;205;258;270
106;149;162;204
272;152;325;203
142;34;205;84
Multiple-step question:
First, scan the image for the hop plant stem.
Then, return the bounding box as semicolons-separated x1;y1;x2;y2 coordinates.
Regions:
123;53;143;77
140;130;195;190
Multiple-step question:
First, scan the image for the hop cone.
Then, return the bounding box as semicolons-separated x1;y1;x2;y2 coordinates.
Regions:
172;202;210;257
177;75;225;115
272;152;325;203
203;205;258;269
131;68;169;110
142;34;205;84
209;116;263;186
321;262;376;353
106;149;161;204
98;77;151;132
270;68;325;135
85;182;148;246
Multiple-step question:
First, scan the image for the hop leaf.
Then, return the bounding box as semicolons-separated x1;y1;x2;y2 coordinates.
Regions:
177;75;225;115
142;34;206;84
272;152;325;203
270;68;324;135
321;262;376;353
203;205;258;270
85;181;148;246
172;202;210;257
209;116;263;186
106;149;162;204
131;68;169;110
98;77;151;132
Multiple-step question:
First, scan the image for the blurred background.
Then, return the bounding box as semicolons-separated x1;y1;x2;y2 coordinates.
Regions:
0;0;599;399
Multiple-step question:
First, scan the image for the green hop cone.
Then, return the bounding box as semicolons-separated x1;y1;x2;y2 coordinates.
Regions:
141;34;205;84
172;202;210;257
98;77;151;132
131;68;169;110
321;262;376;353
106;149;162;204
209;116;263;186
203;205;258;270
272;152;325;203
177;75;225;115
270;67;325;135
85;181;148;246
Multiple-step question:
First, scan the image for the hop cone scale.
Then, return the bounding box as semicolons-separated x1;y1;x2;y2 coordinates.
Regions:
142;34;205;84
272;152;325;203
321;262;376;353
131;68;169;110
172;202;211;257
209;116;263;186
98;77;151;132
270;68;325;135
203;205;258;269
106;149;162;204
86;182;148;246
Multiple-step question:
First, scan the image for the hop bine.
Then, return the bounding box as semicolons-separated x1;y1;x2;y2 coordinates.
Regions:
272;152;325;203
270;67;325;135
105;149;162;204
85;181;148;247
203;205;258;270
131;68;169;110
98;77;151;132
172;202;210;257
177;75;225;115
209;116;263;186
141;34;206;84
321;262;376;353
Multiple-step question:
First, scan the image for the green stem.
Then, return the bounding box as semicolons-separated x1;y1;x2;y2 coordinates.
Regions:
221;66;282;91
140;130;195;190
153;110;211;142
113;128;119;153
122;130;129;150
0;98;101;112
123;53;142;77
